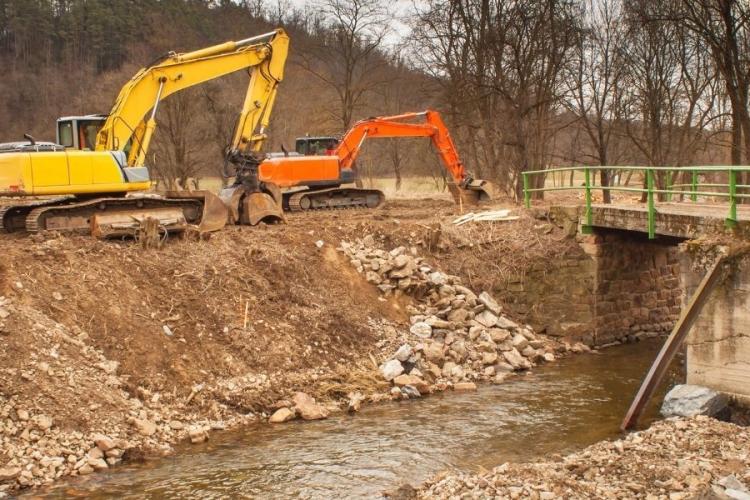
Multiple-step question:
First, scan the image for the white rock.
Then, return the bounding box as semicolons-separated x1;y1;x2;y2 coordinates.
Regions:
410;322;432;338
511;334;529;351
32;414;53;431
0;468;21;481
496;316;519;330
393;254;411;269
475;310;499;328
292;392;329;420
93;434;116;452
188;426;209;443
269;408;295;423
132;418;157;436
428;272;448;286
380;359;404;381
661;385;729;418
394;344;413;362
478;292;502;315
87;458;108;471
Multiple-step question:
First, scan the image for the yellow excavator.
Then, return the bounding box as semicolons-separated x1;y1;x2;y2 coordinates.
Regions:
0;29;289;235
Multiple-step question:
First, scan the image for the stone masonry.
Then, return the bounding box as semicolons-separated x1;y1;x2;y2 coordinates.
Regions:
495;208;681;346
588;231;682;345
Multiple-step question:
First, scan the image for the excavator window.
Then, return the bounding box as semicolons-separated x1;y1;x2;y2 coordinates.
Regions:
295;137;339;156
78;121;102;150
58;122;74;148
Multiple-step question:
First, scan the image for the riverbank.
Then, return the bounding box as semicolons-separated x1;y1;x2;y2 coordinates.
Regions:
417;415;750;499
25;339;677;498
0;199;583;494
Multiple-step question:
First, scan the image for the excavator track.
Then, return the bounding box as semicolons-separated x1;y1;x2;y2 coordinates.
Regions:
0;197;74;233
23;196;205;234
284;187;385;212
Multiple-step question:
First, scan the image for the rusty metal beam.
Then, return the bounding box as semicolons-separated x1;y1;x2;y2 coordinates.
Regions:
621;256;728;431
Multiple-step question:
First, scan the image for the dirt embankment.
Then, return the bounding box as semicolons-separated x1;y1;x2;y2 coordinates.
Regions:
0;198;575;493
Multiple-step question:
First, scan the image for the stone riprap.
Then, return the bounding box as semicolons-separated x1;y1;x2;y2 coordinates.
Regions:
339;237;583;399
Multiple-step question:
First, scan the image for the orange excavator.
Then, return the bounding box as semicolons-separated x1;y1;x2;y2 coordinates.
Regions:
251;110;496;211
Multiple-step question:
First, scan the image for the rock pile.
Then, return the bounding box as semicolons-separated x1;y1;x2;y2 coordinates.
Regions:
418;416;750;499
0;297;241;495
268;392;330;423
340;237;574;399
0;396;131;492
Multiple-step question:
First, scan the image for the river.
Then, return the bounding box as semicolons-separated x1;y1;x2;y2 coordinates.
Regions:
34;338;678;499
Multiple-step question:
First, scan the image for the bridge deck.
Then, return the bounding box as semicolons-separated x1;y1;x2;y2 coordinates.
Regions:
585;202;750;239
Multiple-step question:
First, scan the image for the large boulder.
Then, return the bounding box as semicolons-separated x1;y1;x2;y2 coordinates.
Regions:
661;384;729;418
269;407;296;423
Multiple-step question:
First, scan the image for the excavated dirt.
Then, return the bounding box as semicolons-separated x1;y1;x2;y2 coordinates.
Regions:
0;197;577;493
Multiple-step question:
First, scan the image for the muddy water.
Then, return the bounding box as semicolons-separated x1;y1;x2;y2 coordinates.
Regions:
37;339;679;499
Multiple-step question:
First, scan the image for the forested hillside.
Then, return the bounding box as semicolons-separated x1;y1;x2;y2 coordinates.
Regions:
0;0;748;198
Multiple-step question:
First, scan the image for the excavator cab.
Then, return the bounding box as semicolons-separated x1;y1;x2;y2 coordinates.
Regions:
56;115;108;151
295;137;339;156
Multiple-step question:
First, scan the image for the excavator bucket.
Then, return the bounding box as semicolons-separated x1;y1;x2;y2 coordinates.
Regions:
243;192;285;225
219;184;285;226
165;190;228;233
448;179;499;205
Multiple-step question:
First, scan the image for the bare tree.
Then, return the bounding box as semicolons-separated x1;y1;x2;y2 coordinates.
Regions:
151;89;211;190
620;1;718;199
411;0;577;200
675;0;750;165
565;0;627;202
301;0;392;130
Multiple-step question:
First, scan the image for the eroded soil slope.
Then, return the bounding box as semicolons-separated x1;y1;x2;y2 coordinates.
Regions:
0;198;574;491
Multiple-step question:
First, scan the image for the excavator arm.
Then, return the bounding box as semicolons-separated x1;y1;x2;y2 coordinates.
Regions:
335;110;472;186
95;29;289;167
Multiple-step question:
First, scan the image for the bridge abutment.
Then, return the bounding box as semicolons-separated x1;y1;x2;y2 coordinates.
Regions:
581;231;682;346
680;246;750;404
507;208;682;346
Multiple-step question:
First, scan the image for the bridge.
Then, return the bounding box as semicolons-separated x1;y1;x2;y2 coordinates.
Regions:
520;165;750;416
523;165;750;239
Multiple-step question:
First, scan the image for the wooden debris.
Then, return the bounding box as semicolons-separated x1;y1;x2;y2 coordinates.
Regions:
452;210;519;225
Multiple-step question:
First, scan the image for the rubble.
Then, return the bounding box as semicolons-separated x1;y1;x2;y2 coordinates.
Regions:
339;237;571;396
419;416;750;499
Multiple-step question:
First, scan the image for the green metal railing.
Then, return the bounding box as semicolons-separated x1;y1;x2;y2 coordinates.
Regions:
522;166;750;239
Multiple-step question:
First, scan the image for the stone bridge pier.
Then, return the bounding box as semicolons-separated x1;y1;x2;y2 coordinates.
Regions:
505;205;750;403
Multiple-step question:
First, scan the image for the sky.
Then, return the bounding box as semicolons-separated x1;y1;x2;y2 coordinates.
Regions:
286;0;418;45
